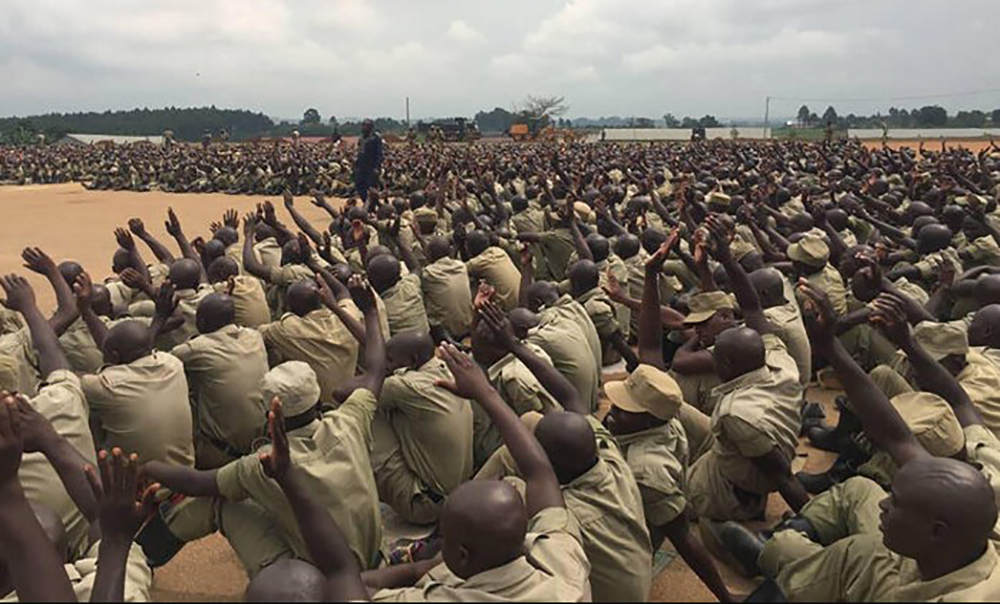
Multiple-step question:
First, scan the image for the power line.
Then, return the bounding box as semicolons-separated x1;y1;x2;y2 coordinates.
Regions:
768;87;1000;104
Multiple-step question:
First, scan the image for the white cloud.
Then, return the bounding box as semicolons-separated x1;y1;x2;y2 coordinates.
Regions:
446;20;486;45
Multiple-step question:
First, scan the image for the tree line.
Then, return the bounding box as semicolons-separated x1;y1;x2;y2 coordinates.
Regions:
794;104;1000;130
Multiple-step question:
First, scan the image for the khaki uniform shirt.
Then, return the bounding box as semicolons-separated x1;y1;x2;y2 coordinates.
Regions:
535;228;576;282
566;417;652;602
914;247;962;280
380;358;474;495
801;264;849;316
214;276;271;328
0;328;40;396
224;243;245;275
958;351;1000;439
18;371;97;560
963;235;1000;268
708;334;802;494
616;419;690;526
578;286;622;366
373;507;591;602
58;318;105;375
253;237;282;269
421;257;474;337
473;344;563;468
171;324;269;453
765;273;812;386
259;304;362;403
964;424;1000;542
382;273;430;337
156;284;215;351
82;352;195;467
1;541;151;603
528;296;602;412
466;246;522;312
893;276;930;306
511;208;545;235
216;389;382;570
267;263;316;318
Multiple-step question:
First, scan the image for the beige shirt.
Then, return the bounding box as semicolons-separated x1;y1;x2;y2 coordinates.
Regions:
155;284;215;351
466;246;522;312
380;358;474;495
801;264;849;316
421;257;474;337
373;507;591;602
253;237;282;269
214;276;271;328
958;351;1000;439
964;424;1000;542
171;324;269;453
58;318;105;375
17;371;97;560
616;419;690;526
216;388;382;570
82;351;195;467
260;304;362;403
578;287;623;366
528;296;602;413
1;541;152;603
709;334;803;494
765;273;812;386
0;328;40;396
382;273;430;337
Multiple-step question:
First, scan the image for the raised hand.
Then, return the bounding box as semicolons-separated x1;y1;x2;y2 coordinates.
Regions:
283;190;294;209
519;245;534;270
262;200;278;226
435;343;493;400
119;268;149;292
223;209;239;229
84;448;159;541
797;280;839;349
703;214;732;258
73;272;94;309
869;293;914;349
0;275;37;313
243;213;258;239
154;282;177;319
209;222;222;236
646;228;679;275
14;395;57;454
259;397;291;482
165;208;183;237
21;247;57;275
473;281;496;310
128;218;147;238
347;275;376;313
115;227;136;252
478;300;517;351
315;273;336;308
603;269;625;302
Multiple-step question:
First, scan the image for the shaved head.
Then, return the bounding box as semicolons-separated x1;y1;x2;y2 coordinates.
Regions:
286;280;320;317
196;293;235;334
386;332;435;372
441;481;527;579
713;327;765;383
103;320;152;366
535;412;598;485
245;560;324;602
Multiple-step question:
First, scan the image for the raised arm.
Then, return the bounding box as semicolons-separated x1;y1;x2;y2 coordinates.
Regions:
242;214;273;281
120;223;153;285
436;344;564;516
260;399;368;602
0;275;70;377
164;208;207;283
350;276;388;397
128;218;176;264
315;271;365;344
705;216;770;334
870;293;983;428
478;301;587;415
142;462;219;498
21;248;78;336
0;395;76;602
798;282;926;467
638;232;681;368
74;272;110;353
284;192;325;247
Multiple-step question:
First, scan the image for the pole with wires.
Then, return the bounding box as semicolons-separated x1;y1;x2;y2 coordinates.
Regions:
763;96;771;139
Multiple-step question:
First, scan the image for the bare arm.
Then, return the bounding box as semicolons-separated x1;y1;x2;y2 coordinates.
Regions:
0;275;70;378
314;270;366;344
75;273;110;353
242;215;273;281
164;209;207;283
130;219;176;264
21;248;78;336
142;462;220;497
751;447;809;513
284;193;326;247
705;217;770;334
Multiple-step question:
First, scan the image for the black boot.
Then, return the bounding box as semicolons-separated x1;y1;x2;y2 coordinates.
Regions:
800;401;827;436
713;521;766;578
807;397;862;453
796;456;859;495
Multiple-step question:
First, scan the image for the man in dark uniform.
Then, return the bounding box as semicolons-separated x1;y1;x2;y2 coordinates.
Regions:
355;118;384;207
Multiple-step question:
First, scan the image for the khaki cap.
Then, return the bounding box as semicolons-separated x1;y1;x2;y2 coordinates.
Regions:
0;354;18;393
707;191;731;209
573;201;594;224
605;365;684;421
262;361;321;417
684;291;736;325
413;207;438;228
520;410;545;433
912;321;969;361
890;392;964;458
731;237;756;260
787;234;830;268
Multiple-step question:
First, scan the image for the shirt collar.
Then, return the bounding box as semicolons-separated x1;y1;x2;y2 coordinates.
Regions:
712;365;770;398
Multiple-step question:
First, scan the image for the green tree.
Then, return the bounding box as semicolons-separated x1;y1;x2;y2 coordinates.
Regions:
797;105;811;125
822;106;838;123
663;113;680;128
916;105;948;127
302;108;321;125
953;110;986;128
698;115;720;128
992;109;1000;125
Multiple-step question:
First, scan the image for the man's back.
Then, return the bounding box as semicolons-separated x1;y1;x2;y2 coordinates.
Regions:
421;257;474;337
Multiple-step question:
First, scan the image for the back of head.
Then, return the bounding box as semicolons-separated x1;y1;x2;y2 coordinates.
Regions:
917;224;953;255
215;226;239;247
386;331;435;372
466;230;490;257
196;293;236;334
585;234;610;263
169;258;202;290
427;237;451;262
749;268;786;308
535;412;598;485
713;327;765;382
614;234;640;260
367;254;401;294
968;304;1000;348
104;320;152;365
207;257;240;283
57;261;84;286
568;260;599;298
245;560;324;602
441;481;528;579
976;275;1000;306
286;280;321;317
525;281;559;313
203;239;226;264
640;228;666;255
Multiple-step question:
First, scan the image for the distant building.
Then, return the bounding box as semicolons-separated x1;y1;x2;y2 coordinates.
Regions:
54;133;165;146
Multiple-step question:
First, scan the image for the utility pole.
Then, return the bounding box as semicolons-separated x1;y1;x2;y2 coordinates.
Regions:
406;97;410;128
763;96;771;139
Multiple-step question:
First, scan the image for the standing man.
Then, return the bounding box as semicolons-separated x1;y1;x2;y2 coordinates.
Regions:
355;118;383;208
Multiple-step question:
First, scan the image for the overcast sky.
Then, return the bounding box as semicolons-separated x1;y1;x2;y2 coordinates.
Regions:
2;0;998;120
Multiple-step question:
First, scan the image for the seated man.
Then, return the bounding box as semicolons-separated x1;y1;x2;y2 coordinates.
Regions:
567;259;639;371
466;230;522;312
77;277;195;468
368;253;430;337
258;279;363;404
144;279;386;576
417;237;474;341
171;294;270;469
375;332;474;524
242;213;315;318
206;256;271;328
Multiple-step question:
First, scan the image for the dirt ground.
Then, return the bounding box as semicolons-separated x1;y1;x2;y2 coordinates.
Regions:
862;138;995;155
0;183;840;602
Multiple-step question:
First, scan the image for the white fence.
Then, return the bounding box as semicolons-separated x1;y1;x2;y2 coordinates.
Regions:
595;127;771;142
848;128;1000;140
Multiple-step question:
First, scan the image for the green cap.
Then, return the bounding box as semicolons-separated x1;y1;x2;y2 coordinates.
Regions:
684;291;736;325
